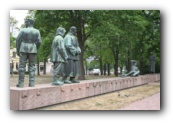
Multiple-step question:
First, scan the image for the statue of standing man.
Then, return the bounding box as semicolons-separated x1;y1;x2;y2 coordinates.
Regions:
63;26;81;83
16;19;42;87
50;27;68;85
149;52;156;73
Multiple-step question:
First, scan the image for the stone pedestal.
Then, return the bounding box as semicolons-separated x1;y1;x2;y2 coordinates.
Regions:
10;74;160;110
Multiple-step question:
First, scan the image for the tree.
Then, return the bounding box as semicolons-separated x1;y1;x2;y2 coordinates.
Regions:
131;10;160;74
33;10;160;78
34;10;104;79
88;10;158;76
10;33;16;48
10;16;19;34
37;32;54;75
10;16;19;48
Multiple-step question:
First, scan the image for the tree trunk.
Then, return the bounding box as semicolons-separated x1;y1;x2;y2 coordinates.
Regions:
127;49;131;72
79;51;85;80
108;63;110;76
74;11;86;80
103;64;106;75
139;60;143;74
85;60;88;75
43;59;46;75
111;48;117;77
78;32;85;80
139;46;144;74
114;49;119;77
99;58;103;75
120;66;123;74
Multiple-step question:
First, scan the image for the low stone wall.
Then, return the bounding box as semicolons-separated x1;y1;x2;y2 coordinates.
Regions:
10;74;160;110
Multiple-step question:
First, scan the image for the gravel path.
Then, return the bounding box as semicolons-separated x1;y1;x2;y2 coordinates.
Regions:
119;92;160;110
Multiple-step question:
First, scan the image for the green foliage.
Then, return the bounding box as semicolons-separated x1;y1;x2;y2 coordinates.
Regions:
33;10;160;77
10;16;18;48
10;32;16;48
89;60;100;69
38;32;54;61
86;10;160;74
130;10;160;74
10;16;19;34
34;10;107;79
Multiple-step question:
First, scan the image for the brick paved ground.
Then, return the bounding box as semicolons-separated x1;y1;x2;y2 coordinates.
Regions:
119;92;160;110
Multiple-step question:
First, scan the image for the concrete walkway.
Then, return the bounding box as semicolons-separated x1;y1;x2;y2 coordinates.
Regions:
119;92;160;110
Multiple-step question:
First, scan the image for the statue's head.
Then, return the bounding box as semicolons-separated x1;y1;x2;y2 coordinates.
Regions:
69;26;77;35
25;19;34;28
134;62;137;66
56;27;66;36
131;60;137;66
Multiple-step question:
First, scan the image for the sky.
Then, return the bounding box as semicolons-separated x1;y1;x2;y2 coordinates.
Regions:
10;10;28;27
10;10;28;36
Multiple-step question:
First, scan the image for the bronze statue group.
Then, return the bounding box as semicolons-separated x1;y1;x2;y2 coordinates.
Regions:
15;19;155;88
16;19;80;87
50;26;81;85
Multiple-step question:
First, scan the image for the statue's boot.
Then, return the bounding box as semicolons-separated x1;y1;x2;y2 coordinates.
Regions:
52;75;64;85
70;77;80;83
29;71;35;87
16;68;25;88
62;76;71;84
132;73;138;77
53;80;64;85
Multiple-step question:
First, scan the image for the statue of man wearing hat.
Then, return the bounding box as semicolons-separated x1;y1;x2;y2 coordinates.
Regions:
63;26;81;83
16;19;42;87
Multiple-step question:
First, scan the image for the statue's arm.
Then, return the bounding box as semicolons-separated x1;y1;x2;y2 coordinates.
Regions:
16;30;23;56
64;36;77;56
133;70;140;76
36;31;42;49
50;37;58;62
125;71;133;76
58;39;68;62
76;41;81;55
133;67;140;76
